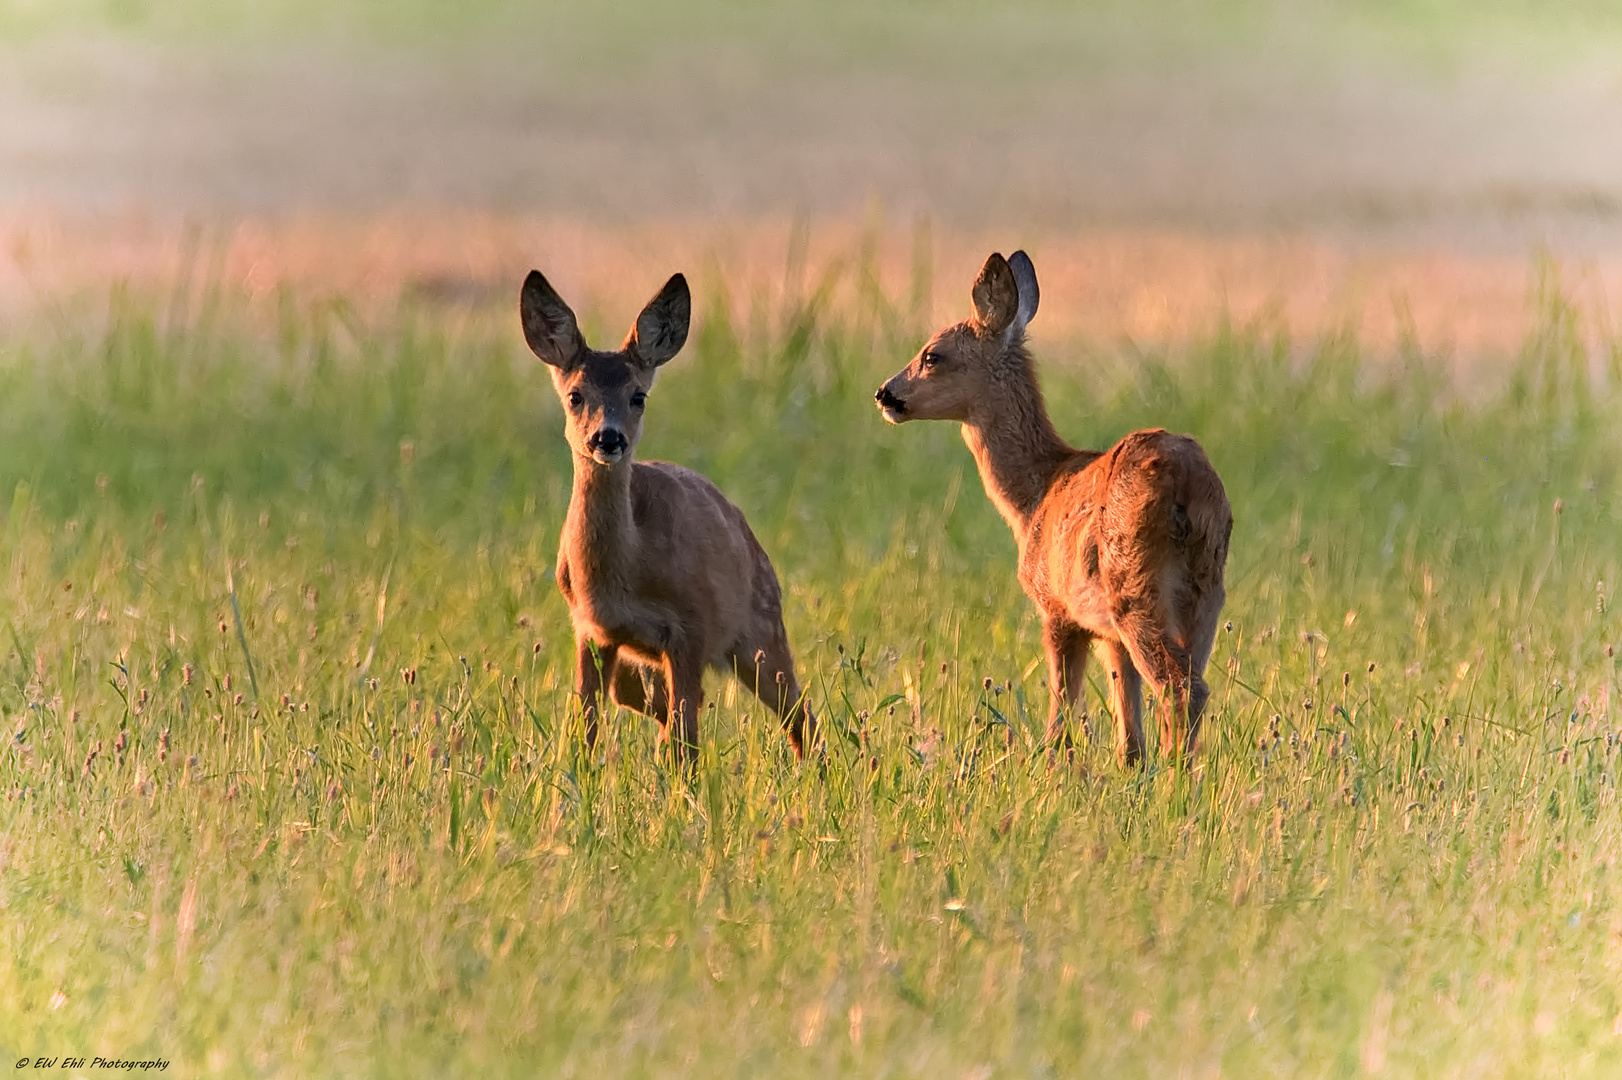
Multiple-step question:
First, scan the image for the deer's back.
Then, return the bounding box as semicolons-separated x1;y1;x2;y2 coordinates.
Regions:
1023;428;1230;637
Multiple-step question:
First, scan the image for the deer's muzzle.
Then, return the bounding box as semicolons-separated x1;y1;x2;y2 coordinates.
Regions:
587;428;629;464
875;384;908;422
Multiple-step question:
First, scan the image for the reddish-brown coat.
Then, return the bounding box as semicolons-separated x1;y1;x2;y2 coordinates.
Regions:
878;251;1231;765
522;269;816;760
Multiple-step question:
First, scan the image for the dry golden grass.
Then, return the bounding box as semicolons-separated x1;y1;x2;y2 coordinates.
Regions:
5;212;1620;366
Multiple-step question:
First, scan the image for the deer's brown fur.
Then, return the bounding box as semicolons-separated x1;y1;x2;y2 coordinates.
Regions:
522;269;816;761
876;251;1231;765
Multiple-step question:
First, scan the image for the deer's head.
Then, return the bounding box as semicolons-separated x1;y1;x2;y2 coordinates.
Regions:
522;270;691;467
876;250;1039;424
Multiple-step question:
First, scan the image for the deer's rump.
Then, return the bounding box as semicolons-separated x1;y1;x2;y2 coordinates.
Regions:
1034;428;1230;640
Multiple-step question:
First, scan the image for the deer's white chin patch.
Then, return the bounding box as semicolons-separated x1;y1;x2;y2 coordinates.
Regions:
590;448;627;466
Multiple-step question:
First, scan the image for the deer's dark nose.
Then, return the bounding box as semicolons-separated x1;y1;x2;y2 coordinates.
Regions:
875;386;907;414
589;428;628;456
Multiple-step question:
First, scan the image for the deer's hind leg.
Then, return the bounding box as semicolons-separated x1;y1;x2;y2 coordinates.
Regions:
1115;611;1199;764
1181;584;1225;753
729;623;817;759
609;660;670;722
1042;618;1093;756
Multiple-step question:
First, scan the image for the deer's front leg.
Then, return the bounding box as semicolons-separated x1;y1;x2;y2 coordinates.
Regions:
575;637;620;749
1100;638;1145;768
661;639;707;763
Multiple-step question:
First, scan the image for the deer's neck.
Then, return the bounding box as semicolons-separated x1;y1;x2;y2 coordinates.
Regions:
566;457;638;575
960;350;1074;534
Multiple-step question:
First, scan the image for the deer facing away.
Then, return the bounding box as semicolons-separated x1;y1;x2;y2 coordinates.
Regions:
522;269;816;760
875;251;1231;765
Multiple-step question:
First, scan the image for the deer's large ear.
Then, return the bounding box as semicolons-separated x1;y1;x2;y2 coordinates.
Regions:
970;253;1019;337
626;273;691;369
1008;249;1039;333
520;270;583;369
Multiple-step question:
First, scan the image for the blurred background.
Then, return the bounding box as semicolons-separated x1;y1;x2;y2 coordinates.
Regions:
3;0;1621;354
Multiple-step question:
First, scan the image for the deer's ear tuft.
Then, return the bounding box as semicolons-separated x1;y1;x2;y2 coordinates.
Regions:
970;253;1019;337
1008;250;1039;333
627;273;691;369
520;270;583;369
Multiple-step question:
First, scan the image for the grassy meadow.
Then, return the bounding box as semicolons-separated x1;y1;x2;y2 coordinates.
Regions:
2;250;1622;1077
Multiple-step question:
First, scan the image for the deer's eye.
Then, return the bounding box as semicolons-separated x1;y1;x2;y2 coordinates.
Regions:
919;351;942;370
567;391;584;409
630;391;647;410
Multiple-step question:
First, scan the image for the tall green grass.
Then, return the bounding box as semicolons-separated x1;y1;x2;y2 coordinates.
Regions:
2;265;1621;1077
